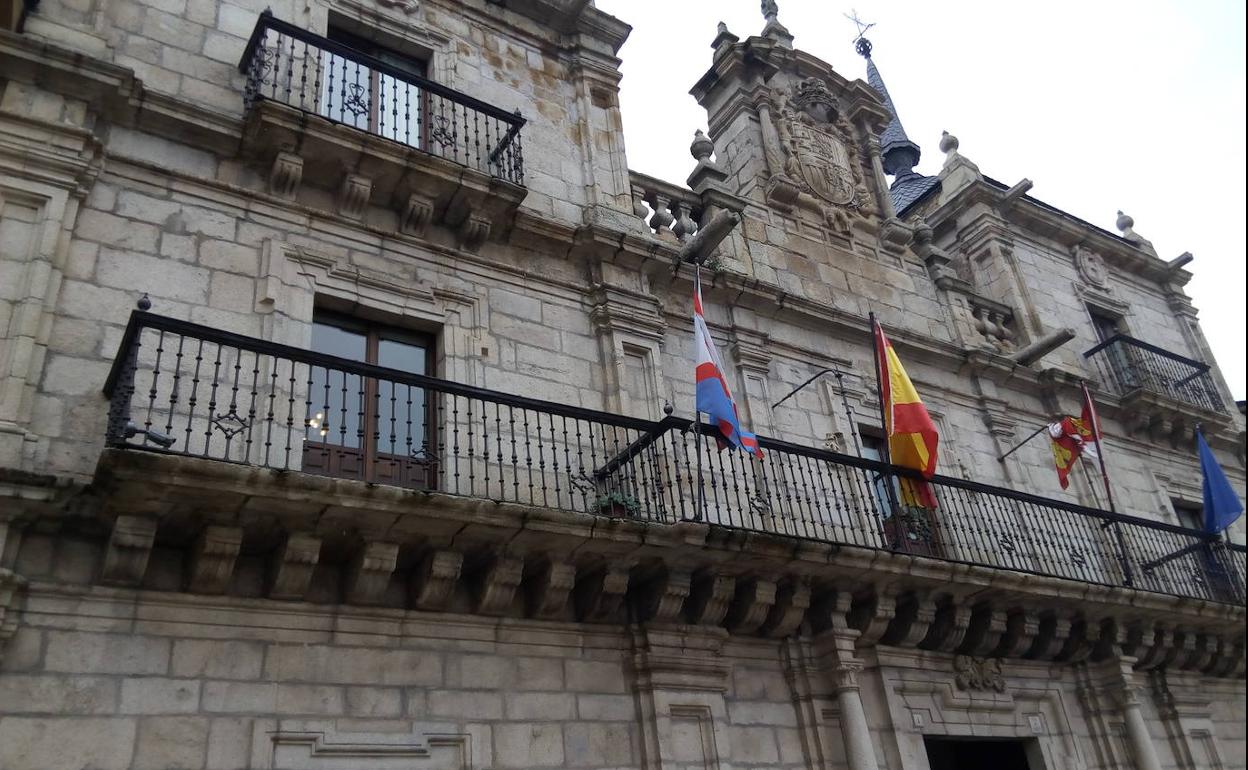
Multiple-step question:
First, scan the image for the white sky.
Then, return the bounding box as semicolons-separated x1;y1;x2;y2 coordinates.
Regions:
595;0;1247;399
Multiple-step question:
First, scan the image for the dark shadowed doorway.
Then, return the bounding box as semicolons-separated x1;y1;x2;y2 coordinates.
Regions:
924;736;1035;770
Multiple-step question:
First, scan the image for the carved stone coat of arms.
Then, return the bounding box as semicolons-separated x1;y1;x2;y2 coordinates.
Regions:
764;77;866;229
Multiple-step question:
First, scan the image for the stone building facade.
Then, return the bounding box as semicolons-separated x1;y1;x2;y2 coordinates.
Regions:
0;0;1244;768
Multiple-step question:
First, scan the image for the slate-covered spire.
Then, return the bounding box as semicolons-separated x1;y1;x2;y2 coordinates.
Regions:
856;37;921;177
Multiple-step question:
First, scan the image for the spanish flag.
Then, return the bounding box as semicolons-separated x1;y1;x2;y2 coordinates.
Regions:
873;319;939;508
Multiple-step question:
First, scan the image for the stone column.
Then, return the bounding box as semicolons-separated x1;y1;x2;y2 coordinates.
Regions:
815;604;882;770
833;661;880;770
756;99;786;178
1115;659;1163;770
861;131;897;220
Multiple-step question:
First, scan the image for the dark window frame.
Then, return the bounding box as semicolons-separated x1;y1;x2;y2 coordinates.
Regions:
302;311;437;489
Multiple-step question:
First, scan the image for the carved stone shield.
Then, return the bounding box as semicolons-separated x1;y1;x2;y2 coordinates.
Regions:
791;122;856;206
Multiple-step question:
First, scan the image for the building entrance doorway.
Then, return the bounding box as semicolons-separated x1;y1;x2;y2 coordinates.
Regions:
924;736;1034;770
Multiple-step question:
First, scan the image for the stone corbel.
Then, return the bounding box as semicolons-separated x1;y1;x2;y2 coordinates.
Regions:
269;151;303;200
187;525;243;595
759;577;811;638
268;533;322;601
337;173;372;220
399;193;435;236
995;607;1042;659
100;515;157;586
0;569;26;651
1057;616;1101;663
1132;624;1173;671
525;560;576;620
344;542;399;605
881;591;938;648
686;570;735;626
958;602;1008;657
1024;611;1073;661
726;577;777;635
637;565;692;623
878;217;913;256
919;595;973;653
458;213;492;252
1206;635;1245;678
474;554;524;616
575;562;631;622
847;586;898;648
1178;632;1217;672
411;549;464;611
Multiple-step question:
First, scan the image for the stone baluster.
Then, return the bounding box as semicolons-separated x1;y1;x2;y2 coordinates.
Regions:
991;310;1015;349
672;201;697;242
971;304;991;344
648;193;675;237
631;185;649;222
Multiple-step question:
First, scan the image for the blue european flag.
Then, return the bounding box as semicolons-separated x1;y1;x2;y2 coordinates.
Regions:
1198;429;1243;534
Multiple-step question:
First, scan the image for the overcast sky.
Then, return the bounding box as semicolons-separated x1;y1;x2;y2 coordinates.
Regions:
595;0;1246;399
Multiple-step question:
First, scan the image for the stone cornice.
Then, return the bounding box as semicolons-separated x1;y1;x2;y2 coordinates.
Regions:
925;178;1180;288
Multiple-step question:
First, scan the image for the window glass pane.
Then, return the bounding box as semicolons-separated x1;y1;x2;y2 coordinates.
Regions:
307;321;367;448
376;337;428;458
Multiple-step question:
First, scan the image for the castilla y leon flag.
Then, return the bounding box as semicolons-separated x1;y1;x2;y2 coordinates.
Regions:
1047;401;1100;490
694;272;762;459
872;319;939;508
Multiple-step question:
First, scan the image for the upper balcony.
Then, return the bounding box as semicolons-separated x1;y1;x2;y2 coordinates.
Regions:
1084;334;1228;442
101;311;1246;609
236;12;527;248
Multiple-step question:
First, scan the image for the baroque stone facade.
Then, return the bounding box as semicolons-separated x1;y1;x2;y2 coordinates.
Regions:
0;1;1243;769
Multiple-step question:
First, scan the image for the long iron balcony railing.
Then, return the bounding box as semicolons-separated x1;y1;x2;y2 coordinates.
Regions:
238;12;526;186
103;312;1246;606
1084;334;1225;414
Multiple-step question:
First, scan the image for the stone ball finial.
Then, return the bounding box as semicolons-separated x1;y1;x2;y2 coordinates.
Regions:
690;129;715;163
1115;210;1134;233
939;130;959;154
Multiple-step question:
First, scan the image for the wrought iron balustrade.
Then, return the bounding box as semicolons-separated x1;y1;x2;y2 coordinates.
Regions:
239;12;525;185
1084;334;1225;413
104;312;1246;606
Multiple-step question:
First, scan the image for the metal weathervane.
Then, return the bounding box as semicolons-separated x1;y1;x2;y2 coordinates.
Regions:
845;9;875;57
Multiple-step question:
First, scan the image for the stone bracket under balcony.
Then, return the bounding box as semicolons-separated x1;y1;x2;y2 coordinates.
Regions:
22;447;1234;681
241;101;526;251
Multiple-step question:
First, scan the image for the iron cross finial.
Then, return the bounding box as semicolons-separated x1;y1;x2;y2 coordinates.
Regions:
846;9;875;58
846;9;875;40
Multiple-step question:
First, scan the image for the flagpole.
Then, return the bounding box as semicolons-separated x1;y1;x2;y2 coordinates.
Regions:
996;423;1050;463
692;264;705;523
868;312;902;541
833;368;863;457
1082;382;1134;586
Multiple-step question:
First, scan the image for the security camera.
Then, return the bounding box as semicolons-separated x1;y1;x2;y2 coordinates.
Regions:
123;421;177;449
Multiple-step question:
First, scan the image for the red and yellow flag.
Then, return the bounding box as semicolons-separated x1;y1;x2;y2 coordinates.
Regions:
873;320;940;508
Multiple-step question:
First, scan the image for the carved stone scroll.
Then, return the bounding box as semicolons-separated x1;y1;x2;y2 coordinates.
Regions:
959;603;1008;657
759;577;811;638
726;577;777;635
525;560;576;620
411;549;464;612
474;554;524;616
344;542;399;605
686;570;735;626
638;565;692;623
881;591;937;648
919;596;972;653
187;525;243;595
574;563;630;622
101;515;157;586
268;533;321;601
